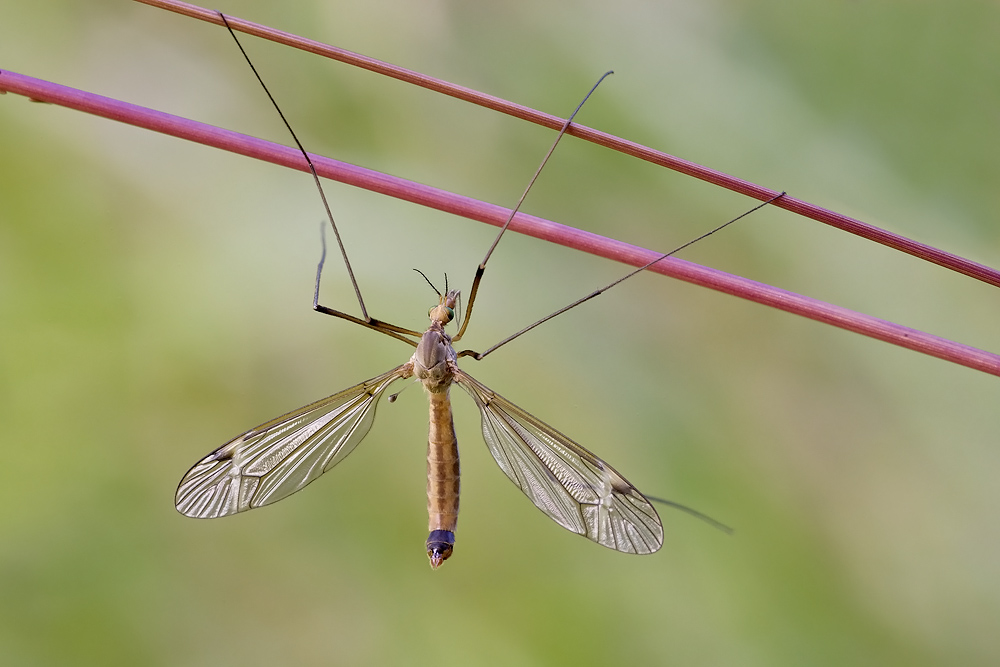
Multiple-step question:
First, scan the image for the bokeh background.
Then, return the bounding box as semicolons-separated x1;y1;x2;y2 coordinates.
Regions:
2;0;999;664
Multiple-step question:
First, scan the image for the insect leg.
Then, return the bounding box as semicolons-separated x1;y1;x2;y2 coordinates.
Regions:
457;192;786;360
220;12;422;346
452;71;615;342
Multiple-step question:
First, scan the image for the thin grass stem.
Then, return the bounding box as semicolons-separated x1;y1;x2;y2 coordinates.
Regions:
132;0;1000;289
2;68;999;377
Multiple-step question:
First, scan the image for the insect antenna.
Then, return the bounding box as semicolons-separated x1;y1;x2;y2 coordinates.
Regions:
413;268;443;297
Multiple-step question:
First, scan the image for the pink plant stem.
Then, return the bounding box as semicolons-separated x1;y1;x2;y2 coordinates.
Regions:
134;0;1000;290
2;68;999;377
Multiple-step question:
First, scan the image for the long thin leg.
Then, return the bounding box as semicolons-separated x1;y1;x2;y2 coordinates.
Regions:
452;71;615;342
457;192;786;360
312;225;421;346
220;12;420;345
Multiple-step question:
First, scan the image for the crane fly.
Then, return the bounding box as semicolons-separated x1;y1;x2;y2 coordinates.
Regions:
175;284;664;565
176;14;779;568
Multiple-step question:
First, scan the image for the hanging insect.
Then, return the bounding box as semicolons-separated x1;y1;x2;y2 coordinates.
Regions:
175;14;777;568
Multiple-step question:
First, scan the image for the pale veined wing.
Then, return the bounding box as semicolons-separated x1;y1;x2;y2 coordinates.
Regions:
176;365;410;518
454;370;663;554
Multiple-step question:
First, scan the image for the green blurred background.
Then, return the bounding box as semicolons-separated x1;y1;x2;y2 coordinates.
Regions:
2;0;999;664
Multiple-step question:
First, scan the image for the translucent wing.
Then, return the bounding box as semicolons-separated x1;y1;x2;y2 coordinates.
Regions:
176;365;410;518
454;370;663;554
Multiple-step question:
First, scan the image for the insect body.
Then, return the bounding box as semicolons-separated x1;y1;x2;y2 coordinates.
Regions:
176;289;663;567
174;12;758;568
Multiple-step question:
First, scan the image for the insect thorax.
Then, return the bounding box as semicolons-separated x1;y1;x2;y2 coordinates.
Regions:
412;321;457;393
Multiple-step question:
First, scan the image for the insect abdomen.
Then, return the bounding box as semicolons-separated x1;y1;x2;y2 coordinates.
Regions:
426;388;459;568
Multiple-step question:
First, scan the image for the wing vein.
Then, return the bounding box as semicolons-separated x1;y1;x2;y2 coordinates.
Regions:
175;365;410;518
454;370;663;554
